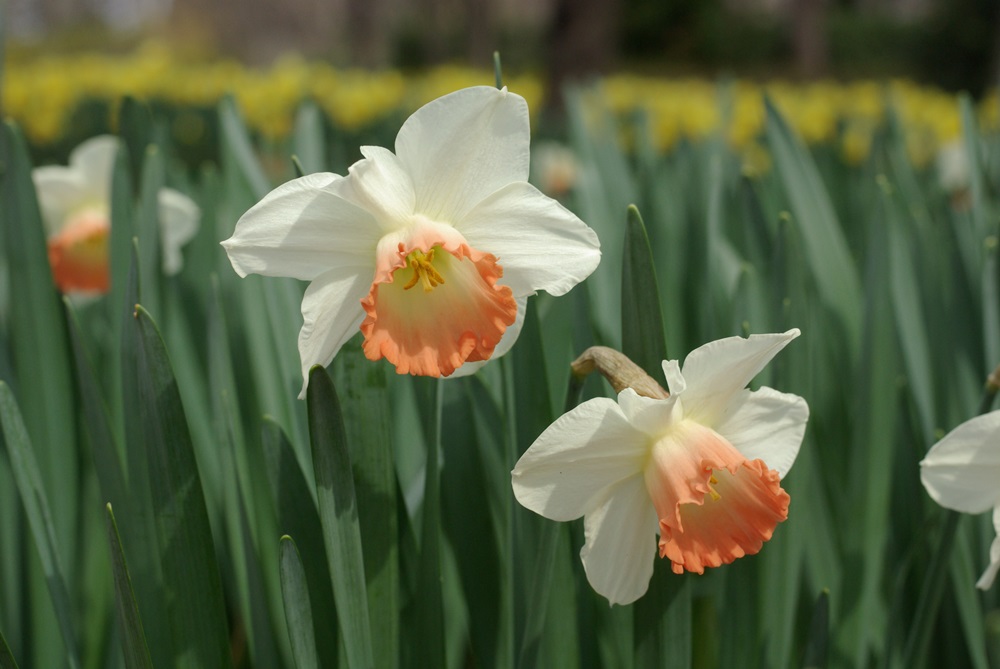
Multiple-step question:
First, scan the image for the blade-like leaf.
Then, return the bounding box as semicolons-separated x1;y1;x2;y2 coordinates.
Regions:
803;589;830;669
125;299;232;668
307;365;374;669
218;96;271;200
764;97;862;356
621;203;669;375
0;628;19;669
104;504;153;669
0;120;78;573
279;536;320;669
0;383;79;669
334;341;398;669
261;418;339;668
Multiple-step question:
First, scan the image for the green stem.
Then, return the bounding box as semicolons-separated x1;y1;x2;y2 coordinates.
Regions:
417;379;445;669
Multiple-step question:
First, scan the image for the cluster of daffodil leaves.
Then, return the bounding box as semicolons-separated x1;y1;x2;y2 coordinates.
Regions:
0;64;999;669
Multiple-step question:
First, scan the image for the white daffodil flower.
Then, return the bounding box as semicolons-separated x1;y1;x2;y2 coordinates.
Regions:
32;135;200;295
512;330;809;606
920;411;1000;590
222;86;601;397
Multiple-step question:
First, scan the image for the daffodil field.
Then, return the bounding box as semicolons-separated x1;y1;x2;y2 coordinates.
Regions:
1;45;1000;669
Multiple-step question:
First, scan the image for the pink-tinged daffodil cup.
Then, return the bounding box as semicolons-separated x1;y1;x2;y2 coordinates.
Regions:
222;86;601;397
920;410;1000;591
512;330;809;605
32;135;200;295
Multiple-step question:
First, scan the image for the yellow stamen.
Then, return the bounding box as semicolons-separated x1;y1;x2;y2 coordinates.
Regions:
707;474;721;501
402;248;445;292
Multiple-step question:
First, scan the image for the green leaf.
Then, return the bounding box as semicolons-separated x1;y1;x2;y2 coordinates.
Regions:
411;377;445;669
124;297;232;668
334;342;398;669
839;186;897;666
103;504;153;669
633;570;690;669
0;628;19;669
262;419;339;668
802;589;830;669
64;300;127;512
764;97;862;357
621;203;668;375
0;120;78;574
218;96;271;200
292;101;326;175
306;365;374;669
136;145;165;319
118;240;173;663
440;379;506;669
279;536;320;669
0;383;79;669
118;97;153;191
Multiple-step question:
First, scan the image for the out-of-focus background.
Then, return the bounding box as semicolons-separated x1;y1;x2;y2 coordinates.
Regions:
8;0;1000;87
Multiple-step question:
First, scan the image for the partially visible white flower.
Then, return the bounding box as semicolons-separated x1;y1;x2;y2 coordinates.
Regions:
920;411;1000;590
532;141;579;197
512;330;808;605
936;139;969;195
32;135;200;294
223;86;601;398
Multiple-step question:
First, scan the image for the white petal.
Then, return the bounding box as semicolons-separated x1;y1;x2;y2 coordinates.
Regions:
679;329;801;426
345;146;416;228
223;172;381;281
975;507;1000;590
447;295;527;378
512;398;650;521
714;387;809;478
32;167;89;236
920;411;1000;514
661;359;685;396
296;266;373;398
157;188;201;275
617;388;679;438
580;478;659;606
458;181;600;297
395;86;530;223
68;135;118;199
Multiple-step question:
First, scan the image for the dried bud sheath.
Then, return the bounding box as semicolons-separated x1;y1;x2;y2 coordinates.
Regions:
571;346;669;399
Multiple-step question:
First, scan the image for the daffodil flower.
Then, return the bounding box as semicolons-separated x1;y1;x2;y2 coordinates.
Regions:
222;86;601;397
920;411;1000;590
512;330;808;605
32;135;201;295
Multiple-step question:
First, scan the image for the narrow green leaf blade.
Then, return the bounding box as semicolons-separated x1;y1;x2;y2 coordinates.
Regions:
104;504;153;669
0;120;78;573
621;203;668;375
218;96;271;200
307;365;374;669
262;418;340;666
803;589;830;669
126;302;232;668
0;383;79;669
279;536;320;669
0;628;19;669
764;97;862;356
335;342;398;669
